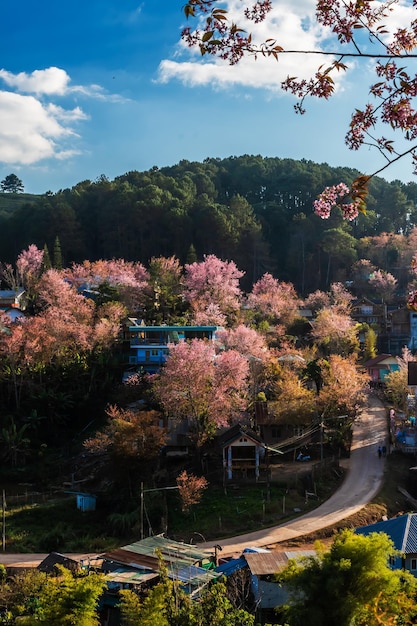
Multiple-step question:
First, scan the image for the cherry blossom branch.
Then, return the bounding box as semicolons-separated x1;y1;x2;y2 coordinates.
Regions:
366;143;417;179
182;0;417;218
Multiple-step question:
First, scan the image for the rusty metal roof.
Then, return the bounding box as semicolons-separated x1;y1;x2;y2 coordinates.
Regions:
102;536;212;571
244;550;317;575
243;552;289;575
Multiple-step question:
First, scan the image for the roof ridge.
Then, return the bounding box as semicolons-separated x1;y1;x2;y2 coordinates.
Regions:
402;513;412;553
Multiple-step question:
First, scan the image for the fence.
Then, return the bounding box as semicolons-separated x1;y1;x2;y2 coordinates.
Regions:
3;490;67;506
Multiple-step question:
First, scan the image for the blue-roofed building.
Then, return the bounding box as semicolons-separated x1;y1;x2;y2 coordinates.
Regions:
123;324;220;375
355;513;417;575
215;556;248;578
0;289;26;322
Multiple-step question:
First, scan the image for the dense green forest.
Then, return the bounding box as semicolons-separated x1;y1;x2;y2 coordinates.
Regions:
1;156;416;294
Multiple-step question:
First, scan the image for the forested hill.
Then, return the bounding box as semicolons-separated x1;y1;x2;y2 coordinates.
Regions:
1;155;417;294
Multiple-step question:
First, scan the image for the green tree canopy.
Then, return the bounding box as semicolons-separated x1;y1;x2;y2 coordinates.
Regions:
277;529;417;626
1;173;24;193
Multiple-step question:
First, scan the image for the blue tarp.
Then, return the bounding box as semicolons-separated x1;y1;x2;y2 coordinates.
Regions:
215;557;247;577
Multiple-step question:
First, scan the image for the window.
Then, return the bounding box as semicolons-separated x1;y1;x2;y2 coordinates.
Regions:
232;446;256;460
411;558;417;571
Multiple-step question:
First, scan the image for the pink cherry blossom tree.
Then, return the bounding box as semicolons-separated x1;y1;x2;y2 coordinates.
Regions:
64;259;149;313
0;268;127;415
215;324;269;361
368;269;398;304
304;282;353;315
37;269;94;326
304;289;331;315
176;470;208;513
0;245;44;293
16;245;44;286
36;269;126;354
152;338;249;447
247;273;301;327
184;254;244;324
312;307;359;356
192;302;227;327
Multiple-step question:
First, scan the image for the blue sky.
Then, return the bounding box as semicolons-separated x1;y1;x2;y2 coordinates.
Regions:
0;0;415;194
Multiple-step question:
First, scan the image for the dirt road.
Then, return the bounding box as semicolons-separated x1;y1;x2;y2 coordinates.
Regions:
198;391;388;557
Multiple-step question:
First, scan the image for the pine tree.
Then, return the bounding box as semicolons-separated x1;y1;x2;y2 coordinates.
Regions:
0;173;24;193
42;244;52;271
53;236;63;270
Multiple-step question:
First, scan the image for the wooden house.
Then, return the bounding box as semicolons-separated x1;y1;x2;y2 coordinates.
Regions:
254;401;317;458
378;306;413;355
217;423;268;481
0;288;26;310
102;536;215;596
362;354;400;386
243;549;315;622
351;297;385;327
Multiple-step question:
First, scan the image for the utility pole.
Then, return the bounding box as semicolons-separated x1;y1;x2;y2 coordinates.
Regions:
140;484;179;540
320;421;324;463
2;490;5;552
140;482;144;540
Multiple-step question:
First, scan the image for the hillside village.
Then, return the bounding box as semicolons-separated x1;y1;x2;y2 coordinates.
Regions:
1;240;417;623
2;153;417;626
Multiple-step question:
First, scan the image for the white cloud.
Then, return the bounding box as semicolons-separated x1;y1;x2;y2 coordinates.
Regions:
0;67;71;96
0;91;83;165
157;0;337;93
157;0;413;94
0;67;125;166
0;67;127;102
46;103;88;123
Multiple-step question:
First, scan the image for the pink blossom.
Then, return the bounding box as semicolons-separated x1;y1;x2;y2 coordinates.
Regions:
247;273;300;326
313;182;357;220
184;254;244;321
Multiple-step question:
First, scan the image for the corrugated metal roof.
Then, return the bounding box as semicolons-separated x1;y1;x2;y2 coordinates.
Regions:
284;550;317;560
169;564;217;586
102;536;212;571
243;550;317;576
355;513;417;553
217;423;263;447
37;552;81;574
244;552;289;575
106;568;158;585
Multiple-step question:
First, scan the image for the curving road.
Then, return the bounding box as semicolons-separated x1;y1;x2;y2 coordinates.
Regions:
198;391;388;557
1;392;387;566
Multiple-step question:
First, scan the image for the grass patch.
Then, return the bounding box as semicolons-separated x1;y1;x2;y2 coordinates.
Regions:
166;467;344;542
2;464;344;553
3;451;415;554
3;496;120;553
